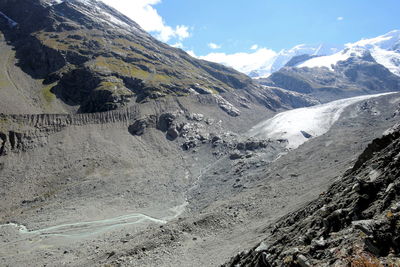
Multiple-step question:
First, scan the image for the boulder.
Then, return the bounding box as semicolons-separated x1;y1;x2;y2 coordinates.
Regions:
157;113;176;132
352;219;376;235
128;116;156;136
230;151;243;160
297;254;312;267
167;127;179;141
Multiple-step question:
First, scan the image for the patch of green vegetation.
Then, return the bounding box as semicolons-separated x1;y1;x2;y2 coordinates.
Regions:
31;25;246;102
35;31;85;52
39;37;70;51
42;82;57;103
95;80;131;96
91;57;173;86
114;38;145;50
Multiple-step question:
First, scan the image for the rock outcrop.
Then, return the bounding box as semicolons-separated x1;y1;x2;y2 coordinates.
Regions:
225;127;400;266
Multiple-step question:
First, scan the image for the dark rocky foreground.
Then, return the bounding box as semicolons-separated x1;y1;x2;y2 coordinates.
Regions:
225;125;400;267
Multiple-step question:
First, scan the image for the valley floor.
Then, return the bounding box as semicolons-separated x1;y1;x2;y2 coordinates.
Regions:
0;93;399;266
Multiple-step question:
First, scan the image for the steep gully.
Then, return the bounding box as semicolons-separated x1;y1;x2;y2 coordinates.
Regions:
0;93;396;240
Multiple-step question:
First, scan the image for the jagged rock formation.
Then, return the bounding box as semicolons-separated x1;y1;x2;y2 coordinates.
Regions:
224;126;400;267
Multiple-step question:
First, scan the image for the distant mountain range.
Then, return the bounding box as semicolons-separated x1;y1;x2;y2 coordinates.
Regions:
248;43;343;78
238;30;400;79
252;30;400;103
297;30;400;76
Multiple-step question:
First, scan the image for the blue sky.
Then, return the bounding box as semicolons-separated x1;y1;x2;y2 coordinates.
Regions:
102;0;400;74
155;0;400;54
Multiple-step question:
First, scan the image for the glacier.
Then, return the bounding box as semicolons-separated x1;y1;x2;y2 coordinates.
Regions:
248;93;396;149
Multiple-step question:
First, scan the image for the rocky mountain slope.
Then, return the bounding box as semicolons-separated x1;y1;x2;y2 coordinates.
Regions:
1;90;397;266
257;31;400;102
1;1;400;267
225;124;400;267
259;48;400;103
102;93;400;267
0;0;305;114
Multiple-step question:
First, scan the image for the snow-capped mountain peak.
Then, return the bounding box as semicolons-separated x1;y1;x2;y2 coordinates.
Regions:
270;43;342;72
224;30;400;78
347;30;400;51
247;43;342;78
294;30;400;76
297;46;368;71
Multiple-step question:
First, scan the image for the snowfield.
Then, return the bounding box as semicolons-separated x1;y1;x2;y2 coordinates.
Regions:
298;30;400;76
297;47;365;71
248;93;396;149
369;47;400;76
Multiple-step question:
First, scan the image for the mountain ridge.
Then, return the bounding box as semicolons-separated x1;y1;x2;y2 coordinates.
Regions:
219;30;400;79
0;0;275;113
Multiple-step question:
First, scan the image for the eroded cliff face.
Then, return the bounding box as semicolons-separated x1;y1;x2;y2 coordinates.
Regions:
0;107;136;156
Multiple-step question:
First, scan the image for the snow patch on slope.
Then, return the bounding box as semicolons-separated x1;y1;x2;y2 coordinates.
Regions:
370;47;400;76
297;47;366;71
248;93;396;149
348;30;400;51
270;44;341;73
44;0;141;32
344;31;400;76
0;11;18;27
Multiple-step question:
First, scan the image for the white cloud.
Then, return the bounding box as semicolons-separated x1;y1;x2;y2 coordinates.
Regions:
337;16;344;21
175;25;190;40
186;50;196;57
100;0;190;42
199;48;277;75
171;42;184;49
208;42;222;49
250;44;259;50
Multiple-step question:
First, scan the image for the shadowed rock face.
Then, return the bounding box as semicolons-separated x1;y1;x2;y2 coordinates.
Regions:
0;0;257;112
258;51;400;103
224;127;400;267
